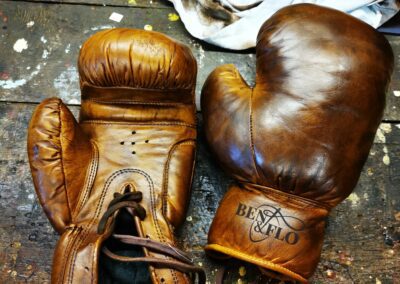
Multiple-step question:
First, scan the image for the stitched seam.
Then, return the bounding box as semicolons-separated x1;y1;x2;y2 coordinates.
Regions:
84;85;192;92
249;88;261;181
75;142;99;214
81;121;196;128
161;140;196;284
57;102;73;224
67;169;153;283
85;99;189;106
242;183;330;210
162;140;196;216
60;226;81;284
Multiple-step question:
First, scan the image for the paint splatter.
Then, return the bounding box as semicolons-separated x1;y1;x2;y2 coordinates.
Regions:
42;49;49;59
0;64;41;89
382;146;390;165
86;25;115;33
53;66;80;104
128;0;137;5
144;24;153;31
26;21;34;27
109;12;124;22
347;193;360;206
40;36;47;44
0;72;9;80
168;13;180;21
393;90;400;97
375;124;391;143
383;154;390;165
65;43;71;54
13;38;28;53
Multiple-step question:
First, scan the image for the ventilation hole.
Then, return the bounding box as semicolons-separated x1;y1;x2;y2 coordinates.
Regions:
131;142;135;145
132;151;136;154
84;267;89;272
145;235;150;238
145;140;149;143
132;130;136;134
120;141;124;145
160;278;165;283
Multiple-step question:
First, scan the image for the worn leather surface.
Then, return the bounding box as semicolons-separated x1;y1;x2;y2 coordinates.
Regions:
27;28;197;284
202;4;394;283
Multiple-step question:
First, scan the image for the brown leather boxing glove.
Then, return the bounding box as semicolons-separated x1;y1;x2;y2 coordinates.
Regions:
201;4;393;283
27;28;205;284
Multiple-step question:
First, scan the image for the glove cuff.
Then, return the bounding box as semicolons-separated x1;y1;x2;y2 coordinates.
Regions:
205;183;329;283
79;85;196;125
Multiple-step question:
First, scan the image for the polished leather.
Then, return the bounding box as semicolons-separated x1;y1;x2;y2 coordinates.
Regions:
27;28;198;283
202;4;393;283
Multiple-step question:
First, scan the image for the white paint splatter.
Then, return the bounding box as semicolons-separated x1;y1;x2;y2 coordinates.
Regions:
0;64;41;89
144;24;153;31
393;90;400;97
379;123;392;134
13;38;28;53
53;66;80;104
0;78;27;89
383;154;390;165
85;25;115;33
17;204;33;211
383;146;388;154
42;49;49;59
347;193;360;206
26;66;31;70
396;124;400;129
27;194;34;200
375;128;386;143
65;43;71;54
26;21;34;28
109;12;124;22
40;36;47;44
197;45;205;68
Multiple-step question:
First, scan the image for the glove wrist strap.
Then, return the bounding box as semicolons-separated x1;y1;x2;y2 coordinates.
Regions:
206;183;330;283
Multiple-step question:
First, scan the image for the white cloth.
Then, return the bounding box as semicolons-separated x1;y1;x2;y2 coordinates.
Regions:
170;0;399;50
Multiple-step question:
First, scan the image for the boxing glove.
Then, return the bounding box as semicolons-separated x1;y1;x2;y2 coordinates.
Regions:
28;28;205;284
202;4;393;283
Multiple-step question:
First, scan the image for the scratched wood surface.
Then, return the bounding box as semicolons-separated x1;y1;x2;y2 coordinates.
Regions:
0;0;399;283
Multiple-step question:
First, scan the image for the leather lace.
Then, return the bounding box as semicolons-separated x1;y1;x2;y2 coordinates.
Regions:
97;192;206;284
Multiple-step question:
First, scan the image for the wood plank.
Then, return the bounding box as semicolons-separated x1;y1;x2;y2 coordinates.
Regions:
1;1;398;119
10;0;169;9
0;0;256;110
0;102;399;283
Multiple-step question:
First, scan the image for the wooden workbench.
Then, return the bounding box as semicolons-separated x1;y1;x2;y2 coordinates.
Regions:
0;0;399;283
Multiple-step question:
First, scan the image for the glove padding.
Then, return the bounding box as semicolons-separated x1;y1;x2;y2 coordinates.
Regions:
202;4;393;283
28;28;203;284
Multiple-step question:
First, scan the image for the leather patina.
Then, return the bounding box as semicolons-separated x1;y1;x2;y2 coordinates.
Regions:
201;4;394;283
28;28;204;284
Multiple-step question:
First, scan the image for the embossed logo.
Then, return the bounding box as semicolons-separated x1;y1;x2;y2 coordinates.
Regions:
236;203;305;245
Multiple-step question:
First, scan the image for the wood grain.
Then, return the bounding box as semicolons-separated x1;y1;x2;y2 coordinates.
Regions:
0;102;399;283
0;0;399;283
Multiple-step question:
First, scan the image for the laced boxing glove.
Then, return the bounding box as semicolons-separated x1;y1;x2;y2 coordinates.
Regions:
202;4;393;283
27;28;205;284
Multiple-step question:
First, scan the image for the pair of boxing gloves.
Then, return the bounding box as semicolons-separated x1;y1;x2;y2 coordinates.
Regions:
27;4;393;284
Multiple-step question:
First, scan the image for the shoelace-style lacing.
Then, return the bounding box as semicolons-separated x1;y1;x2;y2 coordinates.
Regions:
98;191;206;284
